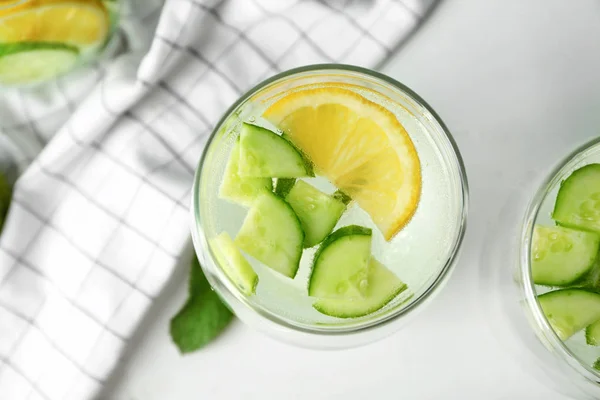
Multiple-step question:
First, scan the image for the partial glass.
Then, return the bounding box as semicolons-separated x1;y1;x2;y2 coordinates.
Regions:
0;0;120;87
481;137;600;399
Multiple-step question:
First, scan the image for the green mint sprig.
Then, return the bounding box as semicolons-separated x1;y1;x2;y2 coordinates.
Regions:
170;255;233;354
0;173;12;233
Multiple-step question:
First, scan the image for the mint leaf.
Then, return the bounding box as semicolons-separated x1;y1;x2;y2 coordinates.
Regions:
170;256;233;354
0;173;12;233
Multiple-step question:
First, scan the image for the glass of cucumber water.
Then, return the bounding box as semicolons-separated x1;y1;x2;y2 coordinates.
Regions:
483;137;600;399
192;65;468;349
0;0;120;87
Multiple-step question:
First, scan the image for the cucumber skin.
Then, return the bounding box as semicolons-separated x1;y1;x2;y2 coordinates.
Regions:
552;164;600;233
332;190;352;206
312;225;372;265
594;358;600;371
313;283;406;319
586;320;600;346
238;123;313;178
308;225;372;297
281;132;314;177
0;42;79;57
531;225;600;287
274;178;295;198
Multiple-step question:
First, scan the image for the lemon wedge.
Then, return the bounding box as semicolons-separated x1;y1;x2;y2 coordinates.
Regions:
263;86;421;241
0;0;109;48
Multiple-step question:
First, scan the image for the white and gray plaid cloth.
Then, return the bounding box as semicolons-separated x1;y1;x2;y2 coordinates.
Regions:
0;0;435;398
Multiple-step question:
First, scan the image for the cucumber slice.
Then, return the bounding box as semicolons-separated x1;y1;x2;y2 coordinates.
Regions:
210;232;258;295
238;123;312;178
281;132;314;176
531;225;600;286
538;289;600;340
553;164;600;233
219;138;272;207
594;358;600;371
274;178;295;198
308;225;372;299
0;42;79;85
285;180;346;248
235;191;304;278
313;258;408;318
586;320;600;346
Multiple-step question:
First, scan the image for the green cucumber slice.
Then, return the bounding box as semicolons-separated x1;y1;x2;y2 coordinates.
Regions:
238;123;312;178
0;42;79;85
274;178;295;198
235;191;304;278
210;232;258;295
281;132;314;176
586;320;600;346
219;138;272;207
313;258;407;318
531;225;600;286
308;225;372;299
538;289;600;340
553;164;600;233
285;180;346;248
594;358;600;371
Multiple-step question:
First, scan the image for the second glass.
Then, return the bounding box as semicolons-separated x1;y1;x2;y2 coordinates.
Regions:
482;137;600;399
0;0;120;87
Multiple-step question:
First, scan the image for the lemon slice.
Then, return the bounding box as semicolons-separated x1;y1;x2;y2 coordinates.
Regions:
0;0;109;48
263;87;421;241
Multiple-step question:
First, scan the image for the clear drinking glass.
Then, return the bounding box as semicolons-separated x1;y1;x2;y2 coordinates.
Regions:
481;137;600;399
191;64;468;349
0;0;120;87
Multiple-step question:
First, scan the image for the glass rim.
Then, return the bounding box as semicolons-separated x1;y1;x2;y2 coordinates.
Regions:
521;135;600;383
191;63;469;337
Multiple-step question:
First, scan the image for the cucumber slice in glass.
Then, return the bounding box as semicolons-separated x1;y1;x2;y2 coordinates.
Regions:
538;289;600;340
553;164;600;233
313;258;408;318
586;320;600;346
594;358;600;371
0;42;79;85
531;225;600;286
285;180;346;248
210;232;258;296
235;191;304;278
308;225;372;299
219;138;272;207
238;123;312;178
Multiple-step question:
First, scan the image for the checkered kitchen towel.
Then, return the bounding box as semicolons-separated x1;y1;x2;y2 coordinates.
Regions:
0;0;436;398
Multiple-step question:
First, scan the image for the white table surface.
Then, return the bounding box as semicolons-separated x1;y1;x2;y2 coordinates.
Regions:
102;0;600;398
